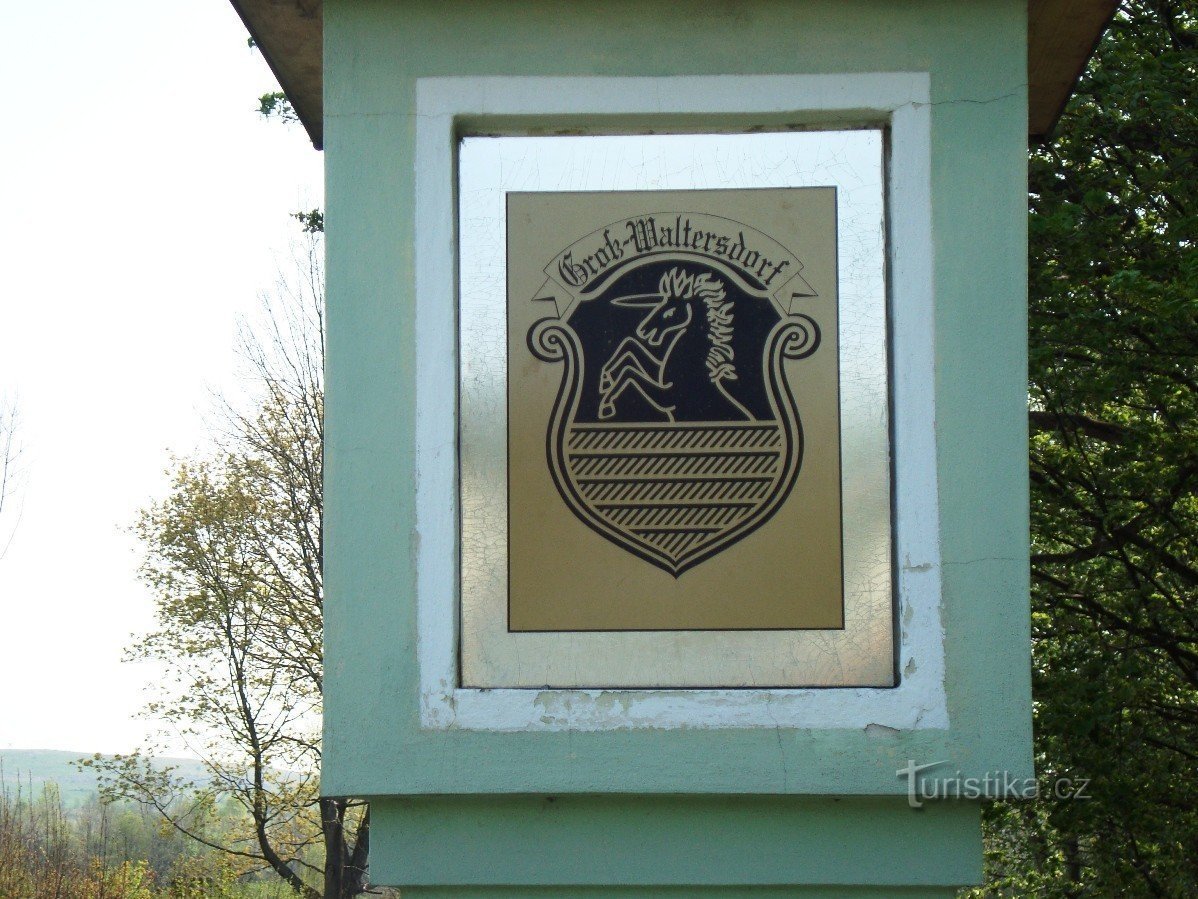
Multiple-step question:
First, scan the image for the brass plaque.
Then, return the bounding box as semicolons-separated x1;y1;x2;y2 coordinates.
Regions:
508;190;842;631
456;130;892;689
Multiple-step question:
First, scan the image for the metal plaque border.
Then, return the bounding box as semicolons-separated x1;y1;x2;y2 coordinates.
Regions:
414;73;945;731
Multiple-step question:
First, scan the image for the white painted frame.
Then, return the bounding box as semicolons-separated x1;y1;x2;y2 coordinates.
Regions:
414;74;945;731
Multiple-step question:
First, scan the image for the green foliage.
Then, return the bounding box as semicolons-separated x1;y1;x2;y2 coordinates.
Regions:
976;1;1198;895
0;773;281;899
292;209;323;234
257;92;298;124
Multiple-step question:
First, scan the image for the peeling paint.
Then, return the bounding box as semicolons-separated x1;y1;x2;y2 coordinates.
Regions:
864;723;901;738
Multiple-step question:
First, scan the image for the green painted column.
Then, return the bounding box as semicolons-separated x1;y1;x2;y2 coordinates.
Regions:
321;0;1031;892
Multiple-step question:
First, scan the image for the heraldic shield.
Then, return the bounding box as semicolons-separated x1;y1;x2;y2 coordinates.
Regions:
528;226;822;578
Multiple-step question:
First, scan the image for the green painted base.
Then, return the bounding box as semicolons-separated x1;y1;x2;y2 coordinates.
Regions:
403;888;959;898
370;796;980;892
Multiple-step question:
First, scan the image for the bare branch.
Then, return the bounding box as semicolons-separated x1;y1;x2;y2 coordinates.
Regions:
0;397;23;558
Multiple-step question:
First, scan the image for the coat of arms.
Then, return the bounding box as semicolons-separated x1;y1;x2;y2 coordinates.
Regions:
527;212;822;576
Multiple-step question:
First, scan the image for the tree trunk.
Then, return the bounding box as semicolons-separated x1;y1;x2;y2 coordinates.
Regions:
322;798;369;898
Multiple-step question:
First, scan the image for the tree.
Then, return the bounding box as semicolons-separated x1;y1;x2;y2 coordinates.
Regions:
977;1;1198;894
89;236;369;899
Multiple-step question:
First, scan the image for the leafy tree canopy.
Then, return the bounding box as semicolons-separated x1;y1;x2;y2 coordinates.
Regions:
980;1;1198;894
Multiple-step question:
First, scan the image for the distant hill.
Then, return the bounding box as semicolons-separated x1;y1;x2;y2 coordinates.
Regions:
0;749;209;806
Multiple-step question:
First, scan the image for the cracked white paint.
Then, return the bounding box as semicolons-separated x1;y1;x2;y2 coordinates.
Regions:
414;73;946;732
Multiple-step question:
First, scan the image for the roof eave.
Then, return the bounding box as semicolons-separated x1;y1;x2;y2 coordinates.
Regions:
229;0;324;150
230;0;1118;151
1028;0;1119;140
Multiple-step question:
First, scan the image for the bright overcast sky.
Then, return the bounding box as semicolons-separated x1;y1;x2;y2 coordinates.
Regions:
0;1;323;755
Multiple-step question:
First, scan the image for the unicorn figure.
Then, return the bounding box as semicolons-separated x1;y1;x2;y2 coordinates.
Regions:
598;267;755;422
